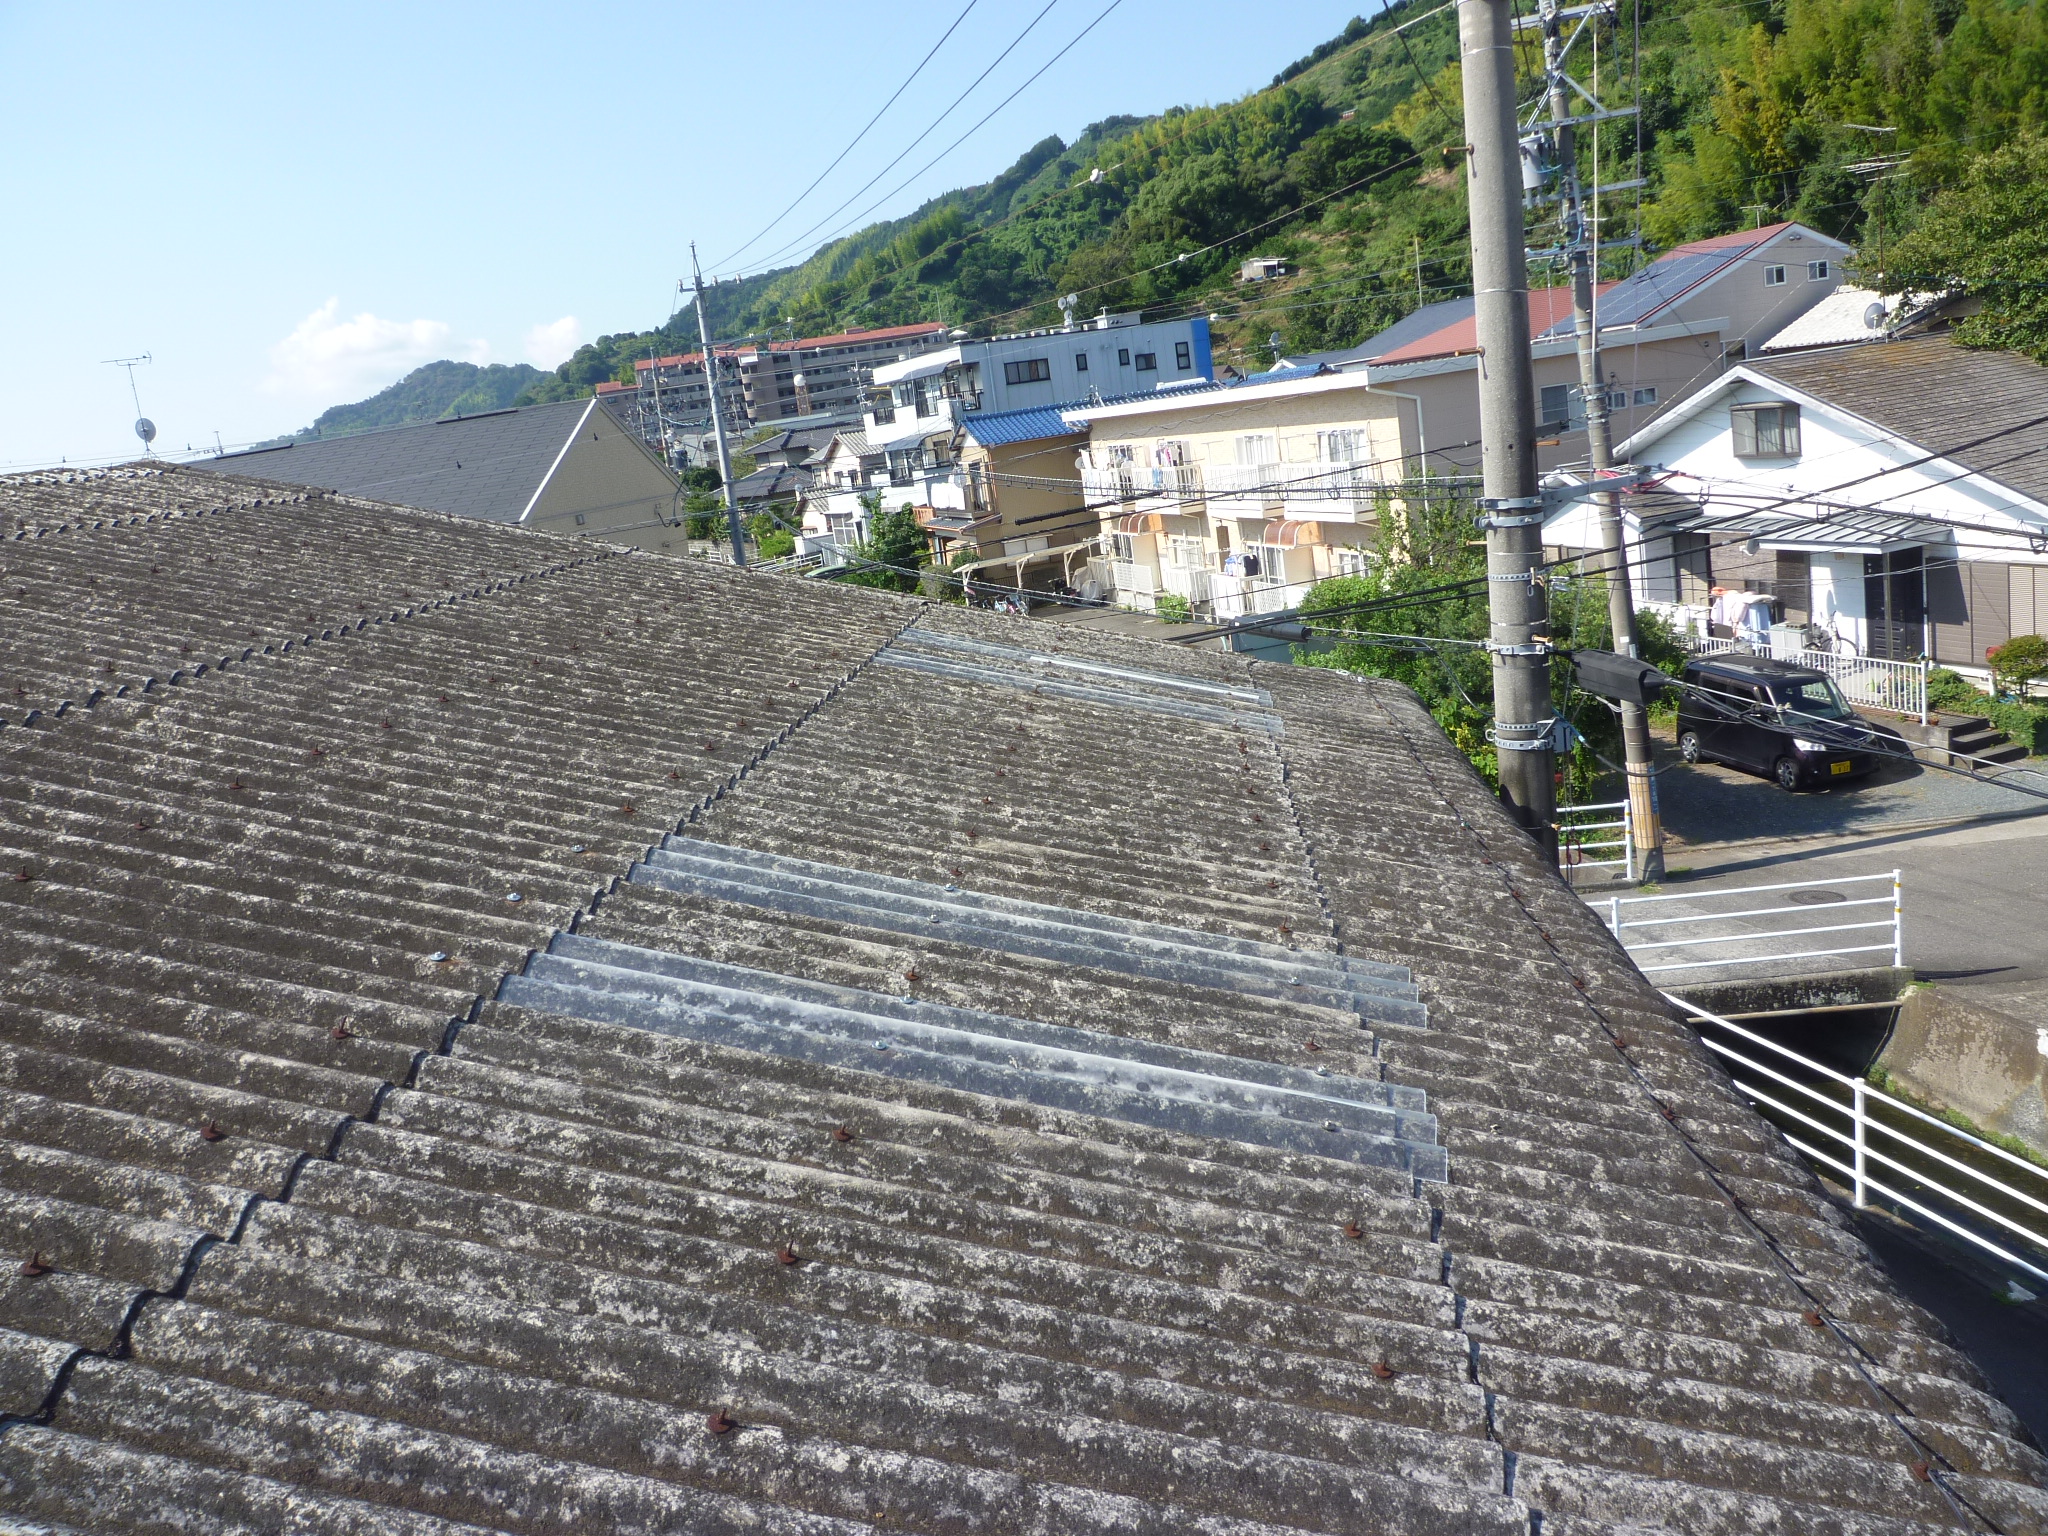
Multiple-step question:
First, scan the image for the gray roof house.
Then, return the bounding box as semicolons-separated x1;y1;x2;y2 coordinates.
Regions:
193;397;686;553
0;461;2044;1532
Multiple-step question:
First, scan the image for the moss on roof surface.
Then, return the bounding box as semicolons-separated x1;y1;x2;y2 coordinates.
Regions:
0;462;2043;1533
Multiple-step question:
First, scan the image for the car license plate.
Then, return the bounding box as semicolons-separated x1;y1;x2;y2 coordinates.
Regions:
1830;760;1852;775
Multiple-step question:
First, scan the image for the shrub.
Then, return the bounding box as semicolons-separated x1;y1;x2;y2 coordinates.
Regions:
756;529;795;560
1988;634;2048;698
1153;592;1193;623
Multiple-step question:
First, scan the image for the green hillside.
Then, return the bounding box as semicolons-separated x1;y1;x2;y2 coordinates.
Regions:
273;360;551;446
489;0;2048;402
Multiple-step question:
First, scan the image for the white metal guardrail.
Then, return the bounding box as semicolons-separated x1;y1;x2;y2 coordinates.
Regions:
1666;993;2048;1284
1603;870;1902;975
1556;799;1634;883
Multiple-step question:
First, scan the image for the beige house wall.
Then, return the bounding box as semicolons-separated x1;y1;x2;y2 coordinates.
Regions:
1078;380;1414;610
526;401;686;554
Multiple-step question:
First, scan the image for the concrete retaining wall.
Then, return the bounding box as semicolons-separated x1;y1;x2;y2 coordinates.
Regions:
1882;986;2048;1159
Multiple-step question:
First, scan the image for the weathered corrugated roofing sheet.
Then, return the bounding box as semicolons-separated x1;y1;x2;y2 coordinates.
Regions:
0;460;2043;1533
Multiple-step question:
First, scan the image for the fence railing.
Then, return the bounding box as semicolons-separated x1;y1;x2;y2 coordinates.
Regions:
1666;993;2048;1284
1603;870;1902;975
1556;799;1634;883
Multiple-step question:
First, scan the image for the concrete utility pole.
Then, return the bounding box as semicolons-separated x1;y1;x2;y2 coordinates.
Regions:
690;244;747;566
1459;0;1558;852
1537;0;1663;877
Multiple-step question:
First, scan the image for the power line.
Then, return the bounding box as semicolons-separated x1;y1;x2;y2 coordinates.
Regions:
764;0;1129;272
743;0;1064;274
711;0;984;272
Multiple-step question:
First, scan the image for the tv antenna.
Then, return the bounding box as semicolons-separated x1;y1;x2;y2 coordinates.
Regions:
103;353;156;452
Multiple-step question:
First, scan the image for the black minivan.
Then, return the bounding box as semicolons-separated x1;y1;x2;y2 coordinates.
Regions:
1676;655;1895;791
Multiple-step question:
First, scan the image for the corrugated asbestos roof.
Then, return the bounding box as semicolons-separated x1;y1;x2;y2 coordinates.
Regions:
193;399;592;523
1749;332;2048;508
0;461;2044;1533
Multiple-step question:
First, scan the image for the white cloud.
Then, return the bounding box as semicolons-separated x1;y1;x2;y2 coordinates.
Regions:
524;315;582;368
263;298;466;398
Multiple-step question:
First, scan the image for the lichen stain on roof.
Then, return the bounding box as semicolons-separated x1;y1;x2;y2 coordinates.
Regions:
0;461;2043;1533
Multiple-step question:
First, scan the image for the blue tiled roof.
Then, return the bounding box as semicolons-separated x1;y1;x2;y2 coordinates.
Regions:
962;385;1223;445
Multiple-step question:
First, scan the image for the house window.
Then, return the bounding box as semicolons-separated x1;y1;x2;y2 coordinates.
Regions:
1002;357;1052;385
1135;353;1158;371
1332;546;1371;577
1074;352;1089;372
1633;387;1658;406
1175;341;1192;370
1764;265;1787;286
1318;428;1363;463
1235;434;1277;465
1539;384;1580;429
1109;531;1137;561
1117;348;1131;366
1808;260;1830;281
1731;402;1802;457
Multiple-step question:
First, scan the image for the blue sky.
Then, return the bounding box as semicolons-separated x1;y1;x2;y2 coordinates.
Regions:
0;1;1370;468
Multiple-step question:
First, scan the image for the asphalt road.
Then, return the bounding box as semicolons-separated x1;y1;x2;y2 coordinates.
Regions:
1619;795;2048;1021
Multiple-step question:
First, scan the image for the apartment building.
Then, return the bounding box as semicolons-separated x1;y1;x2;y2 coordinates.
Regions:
862;313;1214;482
737;322;952;423
1061;367;1420;618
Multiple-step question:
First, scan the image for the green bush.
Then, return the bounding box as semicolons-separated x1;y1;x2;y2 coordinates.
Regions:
1985;699;2048;755
1153;592;1193;623
1988;634;2048;698
1923;666;2048;753
756;529;795;561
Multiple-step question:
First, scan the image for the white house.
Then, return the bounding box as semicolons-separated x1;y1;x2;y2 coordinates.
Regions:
1546;331;2048;675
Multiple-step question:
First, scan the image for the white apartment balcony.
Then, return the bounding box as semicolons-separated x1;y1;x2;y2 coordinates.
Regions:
1079;464;1206;517
863;396;963;453
1199;460;1390;522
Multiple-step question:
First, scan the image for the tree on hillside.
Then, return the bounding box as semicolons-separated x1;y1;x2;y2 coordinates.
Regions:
1880;134;2048;363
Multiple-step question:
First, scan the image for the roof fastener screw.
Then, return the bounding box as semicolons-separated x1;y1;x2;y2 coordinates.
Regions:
1803;1310;1826;1328
707;1409;736;1436
832;1126;855;1143
571;845;586;854
1266;879;1278;890
1278;923;1291;935
331;1025;354;1041
427;950;449;963
1304;1039;1323;1052
903;968;920;982
198;1120;226;1142
1372;1359;1398;1380
506;892;523;903
1343;1221;1364;1240
380;720;392;729
620;803;635;816
1259;841;1270;852
12;869;32;883
1613;1034;1634;1051
950;867;963;879
776;1245;803;1267
133;819;152;832
1911;1461;1931;1481
19;1251;51;1278
1323;1120;1340;1132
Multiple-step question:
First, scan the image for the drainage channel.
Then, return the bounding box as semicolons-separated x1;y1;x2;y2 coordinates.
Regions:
1668;992;2048;1445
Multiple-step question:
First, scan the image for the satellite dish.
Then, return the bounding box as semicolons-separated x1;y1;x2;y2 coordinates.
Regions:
1863;300;1887;331
134;417;156;445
